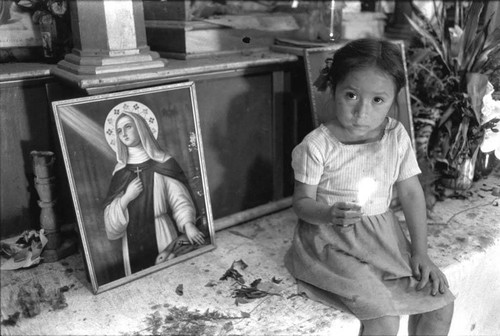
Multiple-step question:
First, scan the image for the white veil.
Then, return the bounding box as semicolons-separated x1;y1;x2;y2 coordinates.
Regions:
112;112;170;174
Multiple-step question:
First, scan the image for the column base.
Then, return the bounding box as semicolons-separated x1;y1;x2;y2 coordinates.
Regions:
51;49;168;93
56;51;167;76
41;232;78;263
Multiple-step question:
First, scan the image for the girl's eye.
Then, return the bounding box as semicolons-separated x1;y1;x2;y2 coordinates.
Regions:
373;97;384;104
345;92;357;100
117;129;122;134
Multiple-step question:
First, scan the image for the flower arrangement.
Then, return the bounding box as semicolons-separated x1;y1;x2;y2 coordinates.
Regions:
406;1;500;198
14;0;71;60
15;0;67;21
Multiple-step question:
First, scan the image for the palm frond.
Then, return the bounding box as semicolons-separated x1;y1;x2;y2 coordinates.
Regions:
484;27;500;50
406;13;449;72
461;1;483;53
464;31;486;73
433;1;449;65
466;72;489;124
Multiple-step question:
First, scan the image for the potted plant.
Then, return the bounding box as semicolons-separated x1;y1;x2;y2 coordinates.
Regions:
406;1;500;201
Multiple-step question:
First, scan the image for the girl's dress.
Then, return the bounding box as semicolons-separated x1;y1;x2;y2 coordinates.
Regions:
285;118;455;320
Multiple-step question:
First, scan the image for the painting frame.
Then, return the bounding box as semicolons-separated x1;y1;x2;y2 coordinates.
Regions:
52;81;216;294
303;40;415;147
0;1;42;48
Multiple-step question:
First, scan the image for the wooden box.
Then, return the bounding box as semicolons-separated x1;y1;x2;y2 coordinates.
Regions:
143;0;297;59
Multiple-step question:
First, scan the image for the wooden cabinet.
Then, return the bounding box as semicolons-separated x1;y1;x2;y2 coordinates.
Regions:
0;70;55;238
0;52;304;238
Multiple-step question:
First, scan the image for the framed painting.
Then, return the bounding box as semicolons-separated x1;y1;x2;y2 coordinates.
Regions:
0;1;42;48
52;82;216;294
303;40;415;147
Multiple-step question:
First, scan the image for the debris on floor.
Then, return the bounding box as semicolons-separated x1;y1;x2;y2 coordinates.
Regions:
219;259;248;284
1;279;68;327
232;283;281;306
0;230;48;270
175;284;184;296
126;304;250;336
218;259;283;306
1;312;20;327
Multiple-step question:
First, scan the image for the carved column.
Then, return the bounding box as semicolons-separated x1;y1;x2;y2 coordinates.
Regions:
31;151;76;262
53;0;166;87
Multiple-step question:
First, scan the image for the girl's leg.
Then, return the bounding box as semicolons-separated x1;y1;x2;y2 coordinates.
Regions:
408;302;454;336
360;316;400;336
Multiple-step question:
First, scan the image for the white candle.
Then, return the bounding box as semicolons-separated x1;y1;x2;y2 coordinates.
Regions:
329;0;335;39
357;177;377;207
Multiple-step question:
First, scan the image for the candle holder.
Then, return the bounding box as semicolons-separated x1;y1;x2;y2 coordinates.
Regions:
293;1;343;42
318;0;343;42
31;151;76;262
329;0;343;41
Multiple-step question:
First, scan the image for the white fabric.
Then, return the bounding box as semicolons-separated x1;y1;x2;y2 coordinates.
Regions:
127;145;151;164
479;81;500;159
104;173;195;276
292;118;421;215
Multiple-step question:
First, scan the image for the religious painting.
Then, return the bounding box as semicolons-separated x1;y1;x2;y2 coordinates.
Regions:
303;40;415;146
52;82;216;294
0;0;42;48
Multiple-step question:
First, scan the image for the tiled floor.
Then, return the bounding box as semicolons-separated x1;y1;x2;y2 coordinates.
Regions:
0;208;361;336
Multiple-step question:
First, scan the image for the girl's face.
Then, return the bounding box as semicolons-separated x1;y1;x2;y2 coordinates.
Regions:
116;115;141;147
333;68;396;141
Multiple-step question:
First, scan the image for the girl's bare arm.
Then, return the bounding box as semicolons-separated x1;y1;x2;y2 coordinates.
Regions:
293;180;361;226
397;175;449;295
396;176;427;255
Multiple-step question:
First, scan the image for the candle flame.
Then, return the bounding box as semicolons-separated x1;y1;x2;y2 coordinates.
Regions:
330;0;335;39
357;177;377;207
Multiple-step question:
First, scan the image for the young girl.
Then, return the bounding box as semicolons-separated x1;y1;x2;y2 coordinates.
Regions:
285;38;455;335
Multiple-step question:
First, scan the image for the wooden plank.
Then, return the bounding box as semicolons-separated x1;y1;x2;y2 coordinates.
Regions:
214;197;292;231
272;70;285;201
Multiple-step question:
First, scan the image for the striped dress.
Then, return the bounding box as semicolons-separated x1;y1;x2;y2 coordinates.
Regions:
285;117;455;320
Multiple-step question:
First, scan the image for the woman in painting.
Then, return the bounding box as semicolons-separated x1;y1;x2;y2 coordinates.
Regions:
103;110;205;276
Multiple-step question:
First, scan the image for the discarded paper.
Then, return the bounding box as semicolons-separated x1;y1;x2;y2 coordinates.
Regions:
0;230;48;270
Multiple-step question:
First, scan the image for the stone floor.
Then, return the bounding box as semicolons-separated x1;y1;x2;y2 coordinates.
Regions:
1;167;500;336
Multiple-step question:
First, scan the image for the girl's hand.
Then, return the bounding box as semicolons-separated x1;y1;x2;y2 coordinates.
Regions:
411;253;449;296
122;177;143;206
329;202;362;228
185;223;205;245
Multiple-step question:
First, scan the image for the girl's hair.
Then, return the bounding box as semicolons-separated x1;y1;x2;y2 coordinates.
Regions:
327;38;406;94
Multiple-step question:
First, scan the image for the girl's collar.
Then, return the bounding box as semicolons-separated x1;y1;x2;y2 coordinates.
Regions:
323;117;391;145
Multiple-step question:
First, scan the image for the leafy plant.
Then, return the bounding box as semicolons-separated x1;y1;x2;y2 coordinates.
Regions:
406;1;500;192
15;0;68;23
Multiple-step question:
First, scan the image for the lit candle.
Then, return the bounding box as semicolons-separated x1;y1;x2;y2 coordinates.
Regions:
357;177;377;207
329;0;335;40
